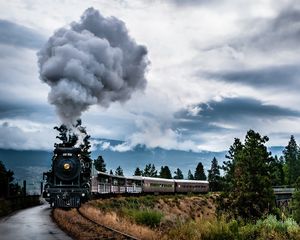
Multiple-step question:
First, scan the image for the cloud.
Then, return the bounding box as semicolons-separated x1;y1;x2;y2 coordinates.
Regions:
1;0;300;153
168;0;217;7
0;120;56;150
206;64;300;89
176;97;300;127
0;19;46;49
248;7;300;51
173;96;300;148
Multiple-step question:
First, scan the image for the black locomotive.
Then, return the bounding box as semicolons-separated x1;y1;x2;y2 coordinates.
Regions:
43;146;91;208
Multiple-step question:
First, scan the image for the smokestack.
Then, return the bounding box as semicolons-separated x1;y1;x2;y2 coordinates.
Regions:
38;7;149;125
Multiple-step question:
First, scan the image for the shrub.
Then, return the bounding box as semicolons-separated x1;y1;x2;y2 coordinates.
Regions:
165;215;300;240
124;208;163;228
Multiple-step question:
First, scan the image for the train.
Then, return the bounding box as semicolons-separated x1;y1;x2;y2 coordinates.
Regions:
42;147;92;208
43;146;209;208
91;172;209;195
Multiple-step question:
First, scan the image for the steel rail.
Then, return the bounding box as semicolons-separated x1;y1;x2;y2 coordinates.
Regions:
77;208;140;240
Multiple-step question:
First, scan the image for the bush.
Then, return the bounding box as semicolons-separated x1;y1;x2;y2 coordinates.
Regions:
165;215;300;240
124;208;163;228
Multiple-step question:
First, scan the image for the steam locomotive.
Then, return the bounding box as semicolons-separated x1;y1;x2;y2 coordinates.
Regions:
43;146;91;208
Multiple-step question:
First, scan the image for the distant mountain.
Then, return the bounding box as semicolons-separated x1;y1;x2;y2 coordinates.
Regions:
0;140;285;192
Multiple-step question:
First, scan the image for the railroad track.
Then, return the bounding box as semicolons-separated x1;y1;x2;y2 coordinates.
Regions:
76;208;140;240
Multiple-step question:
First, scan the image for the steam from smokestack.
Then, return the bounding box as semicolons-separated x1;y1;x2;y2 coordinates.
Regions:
38;7;148;125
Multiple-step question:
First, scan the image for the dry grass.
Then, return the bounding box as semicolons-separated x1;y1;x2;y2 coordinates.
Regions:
80;204;159;240
53;194;217;239
53;208;122;240
154;195;216;226
85;194;217;237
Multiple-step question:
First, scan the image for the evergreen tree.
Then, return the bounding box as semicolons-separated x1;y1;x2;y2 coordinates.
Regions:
0;161;14;198
174;168;184;179
219;130;275;220
143;164;151;177
159;166;172;179
94;156;107;172
283;135;300;185
149;164;158;177
194;162;206;180
222;138;243;192
109;169;113;175
292;177;300;223
208;157;221;191
115;166;124;176
187;170;194;180
134;167;143;176
270;155;285;186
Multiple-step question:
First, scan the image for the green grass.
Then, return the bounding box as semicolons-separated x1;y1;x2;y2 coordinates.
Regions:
166;215;300;240
124;208;164;227
93;195;166;227
95;195;159;212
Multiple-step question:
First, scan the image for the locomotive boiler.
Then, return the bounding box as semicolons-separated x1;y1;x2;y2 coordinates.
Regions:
43;146;91;208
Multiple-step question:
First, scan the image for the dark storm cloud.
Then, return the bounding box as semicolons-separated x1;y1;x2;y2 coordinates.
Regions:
0;19;45;49
249;8;300;50
0;97;54;120
208;64;300;88
174;97;300;134
203;6;300;88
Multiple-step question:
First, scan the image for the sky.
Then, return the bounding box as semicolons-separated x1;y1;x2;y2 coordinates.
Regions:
1;0;300;152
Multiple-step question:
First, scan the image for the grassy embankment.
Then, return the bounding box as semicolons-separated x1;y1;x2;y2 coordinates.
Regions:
54;194;300;240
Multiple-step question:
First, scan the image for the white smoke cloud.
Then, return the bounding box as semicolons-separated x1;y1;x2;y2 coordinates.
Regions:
38;7;148;125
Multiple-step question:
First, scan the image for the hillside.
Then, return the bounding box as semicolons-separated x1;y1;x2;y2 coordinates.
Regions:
53;194;217;239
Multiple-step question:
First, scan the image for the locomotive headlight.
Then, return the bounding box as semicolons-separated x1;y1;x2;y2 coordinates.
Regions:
64;163;71;170
81;193;85;197
47;193;50;197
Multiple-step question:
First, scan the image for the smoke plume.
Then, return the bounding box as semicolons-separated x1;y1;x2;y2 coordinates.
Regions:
38;7;148;125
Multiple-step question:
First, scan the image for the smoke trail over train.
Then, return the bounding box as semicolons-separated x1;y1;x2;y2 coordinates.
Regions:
38;7;149;125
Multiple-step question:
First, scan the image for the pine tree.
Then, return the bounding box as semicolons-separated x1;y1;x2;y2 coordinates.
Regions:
149;164;158;177
208;157;221;191
270;155;285;186
292;177;300;223
109;169;113;175
134;167;143;176
194;162;206;180
0;161;14;198
143;164;151;177
187;170;194;180
222;138;243;191
115;166;124;176
219;130;276;220
94;156;107;172
283;135;300;185
174;168;184;179
159;166;172;179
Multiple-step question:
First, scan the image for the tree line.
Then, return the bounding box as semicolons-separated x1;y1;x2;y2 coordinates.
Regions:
94;130;300;222
94;155;208;180
0;161;22;198
218;130;300;221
